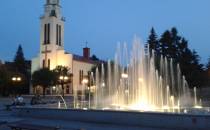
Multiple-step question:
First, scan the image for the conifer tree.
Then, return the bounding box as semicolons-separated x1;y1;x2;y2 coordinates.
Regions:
13;44;29;94
147;27;159;54
14;44;27;74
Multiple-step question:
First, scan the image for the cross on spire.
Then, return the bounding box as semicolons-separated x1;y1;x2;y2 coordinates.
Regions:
41;46;51;68
85;41;88;48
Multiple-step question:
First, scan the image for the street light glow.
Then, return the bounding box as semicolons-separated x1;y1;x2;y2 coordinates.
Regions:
52;86;56;90
121;73;128;79
17;77;21;81
59;76;64;80
60;75;69;80
12;76;21;82
64;76;68;80
82;78;88;84
12;77;17;81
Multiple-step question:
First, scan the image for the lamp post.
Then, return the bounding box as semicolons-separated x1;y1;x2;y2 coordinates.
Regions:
59;75;69;97
11;76;22;95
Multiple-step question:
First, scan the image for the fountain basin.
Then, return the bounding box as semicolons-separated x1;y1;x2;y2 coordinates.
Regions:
12;107;210;129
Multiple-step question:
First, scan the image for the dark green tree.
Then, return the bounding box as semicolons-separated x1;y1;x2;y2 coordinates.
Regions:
152;27;205;88
179;49;205;88
0;65;10;96
32;68;56;96
170;27;181;60
159;30;174;58
14;45;26;73
13;44;30;94
206;57;210;86
53;66;72;96
91;55;99;61
147;27;159;54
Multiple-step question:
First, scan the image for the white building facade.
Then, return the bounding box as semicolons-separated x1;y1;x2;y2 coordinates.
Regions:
31;0;100;95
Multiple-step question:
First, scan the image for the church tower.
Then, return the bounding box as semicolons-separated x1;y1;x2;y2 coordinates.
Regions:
31;0;98;95
38;0;69;69
31;0;73;94
40;0;64;51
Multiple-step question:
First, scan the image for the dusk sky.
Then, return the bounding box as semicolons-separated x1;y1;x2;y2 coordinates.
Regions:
0;0;210;63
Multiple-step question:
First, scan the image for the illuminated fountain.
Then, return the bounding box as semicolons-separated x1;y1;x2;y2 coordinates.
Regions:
92;36;199;112
14;36;210;129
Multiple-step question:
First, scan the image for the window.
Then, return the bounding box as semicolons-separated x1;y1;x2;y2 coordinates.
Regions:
56;24;59;45
48;23;50;44
44;23;50;44
44;24;47;44
56;24;62;46
59;25;61;46
79;70;83;84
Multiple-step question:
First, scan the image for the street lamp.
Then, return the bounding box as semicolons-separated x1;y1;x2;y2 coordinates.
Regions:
59;75;69;97
82;78;88;84
12;77;22;82
11;76;22;95
59;76;69;80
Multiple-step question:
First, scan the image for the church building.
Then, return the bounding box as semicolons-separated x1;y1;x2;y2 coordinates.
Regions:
31;0;101;95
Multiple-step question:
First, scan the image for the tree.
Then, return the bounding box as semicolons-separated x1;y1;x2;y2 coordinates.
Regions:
205;57;210;86
53;66;71;96
150;27;205;88
179;49;205;87
32;68;56;96
0;65;10;96
14;45;26;73
91;55;99;61
13;44;30;94
159;30;175;58
147;27;159;54
207;57;210;69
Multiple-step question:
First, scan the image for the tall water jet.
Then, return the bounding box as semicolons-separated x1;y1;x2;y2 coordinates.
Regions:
92;36;195;112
